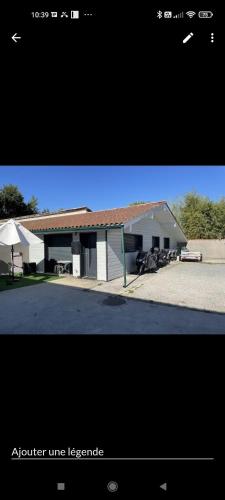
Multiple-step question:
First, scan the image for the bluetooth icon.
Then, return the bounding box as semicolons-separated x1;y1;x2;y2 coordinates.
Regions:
157;10;163;19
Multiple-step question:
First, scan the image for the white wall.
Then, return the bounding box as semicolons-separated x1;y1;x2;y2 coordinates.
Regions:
97;231;107;281
107;218;179;281
28;235;44;272
188;239;225;261
125;251;138;273
0;246;11;274
23;246;30;263
72;233;81;277
0;244;30;274
125;216;177;250
107;229;123;280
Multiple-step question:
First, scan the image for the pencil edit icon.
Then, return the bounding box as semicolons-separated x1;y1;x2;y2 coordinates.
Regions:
183;32;194;44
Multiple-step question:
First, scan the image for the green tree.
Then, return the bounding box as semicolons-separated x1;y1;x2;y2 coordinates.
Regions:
26;195;38;214
0;184;38;218
181;193;212;238
212;197;225;238
170;192;225;239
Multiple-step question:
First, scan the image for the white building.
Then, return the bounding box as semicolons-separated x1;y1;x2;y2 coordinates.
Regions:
0;202;187;282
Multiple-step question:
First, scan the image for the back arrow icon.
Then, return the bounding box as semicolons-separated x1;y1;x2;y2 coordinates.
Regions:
12;33;21;43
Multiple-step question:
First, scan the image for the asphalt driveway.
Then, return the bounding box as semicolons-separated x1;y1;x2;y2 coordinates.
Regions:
0;263;225;333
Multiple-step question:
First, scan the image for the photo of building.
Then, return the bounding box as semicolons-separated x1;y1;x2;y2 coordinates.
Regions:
0;202;186;282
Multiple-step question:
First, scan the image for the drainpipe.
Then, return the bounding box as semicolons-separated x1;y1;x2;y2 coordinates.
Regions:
121;226;127;288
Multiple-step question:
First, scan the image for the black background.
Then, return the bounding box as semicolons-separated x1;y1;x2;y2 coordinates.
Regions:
0;3;224;498
1;3;222;165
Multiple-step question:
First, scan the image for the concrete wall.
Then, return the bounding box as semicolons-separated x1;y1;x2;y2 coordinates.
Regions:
107;229;123;280
188;239;225;262
97;231;107;281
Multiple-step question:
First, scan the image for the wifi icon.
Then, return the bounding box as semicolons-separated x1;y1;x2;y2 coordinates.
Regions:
186;11;196;18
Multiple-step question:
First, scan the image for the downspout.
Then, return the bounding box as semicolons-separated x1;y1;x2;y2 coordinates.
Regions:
121;226;127;288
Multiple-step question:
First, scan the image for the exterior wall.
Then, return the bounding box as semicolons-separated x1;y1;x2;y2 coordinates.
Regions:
0;244;30;274
97;231;107;281
21;246;29;271
188;239;225;262
0;246;11;274
107;218;182;280
13;253;23;273
125;251;138;273
107;229;123;280
28;235;44;272
72;233;81;277
125;217;173;251
0;237;44;273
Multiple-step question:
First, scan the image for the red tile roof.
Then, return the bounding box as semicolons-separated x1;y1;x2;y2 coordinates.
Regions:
21;202;166;231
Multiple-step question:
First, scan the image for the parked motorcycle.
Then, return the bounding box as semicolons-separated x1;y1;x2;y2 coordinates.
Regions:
136;247;173;274
168;249;177;261
154;248;169;267
136;249;158;274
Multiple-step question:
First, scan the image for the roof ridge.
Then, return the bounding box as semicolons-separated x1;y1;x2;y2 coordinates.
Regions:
57;201;166;215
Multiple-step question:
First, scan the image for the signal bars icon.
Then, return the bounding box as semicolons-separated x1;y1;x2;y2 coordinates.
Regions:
173;12;184;19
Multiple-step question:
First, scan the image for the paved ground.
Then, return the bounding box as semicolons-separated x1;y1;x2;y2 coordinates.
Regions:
119;262;225;314
51;262;225;313
0;262;225;334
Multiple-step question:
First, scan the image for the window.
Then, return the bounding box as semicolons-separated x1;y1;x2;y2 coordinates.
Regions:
124;234;143;252
152;236;160;248
164;237;170;249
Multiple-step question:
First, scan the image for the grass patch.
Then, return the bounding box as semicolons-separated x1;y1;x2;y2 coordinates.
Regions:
0;273;62;292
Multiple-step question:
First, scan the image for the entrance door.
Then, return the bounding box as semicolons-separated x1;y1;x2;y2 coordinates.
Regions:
80;233;97;278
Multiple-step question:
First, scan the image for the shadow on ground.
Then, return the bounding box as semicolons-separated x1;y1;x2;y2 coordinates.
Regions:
0;280;224;334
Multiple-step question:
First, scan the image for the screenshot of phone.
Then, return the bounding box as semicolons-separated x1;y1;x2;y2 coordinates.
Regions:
0;4;223;498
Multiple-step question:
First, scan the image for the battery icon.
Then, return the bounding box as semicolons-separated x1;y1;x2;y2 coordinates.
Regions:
198;11;213;18
71;10;79;19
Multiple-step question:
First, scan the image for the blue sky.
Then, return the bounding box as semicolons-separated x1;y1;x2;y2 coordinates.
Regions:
0;166;224;211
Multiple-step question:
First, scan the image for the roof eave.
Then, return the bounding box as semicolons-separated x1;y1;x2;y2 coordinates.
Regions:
32;224;124;234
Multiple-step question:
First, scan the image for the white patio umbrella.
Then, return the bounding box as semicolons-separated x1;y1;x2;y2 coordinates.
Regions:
0;219;42;279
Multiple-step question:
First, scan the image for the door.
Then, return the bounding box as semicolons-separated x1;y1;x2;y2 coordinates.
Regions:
80;232;97;278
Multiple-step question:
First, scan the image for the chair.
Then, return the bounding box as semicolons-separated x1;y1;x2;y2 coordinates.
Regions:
54;264;64;275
